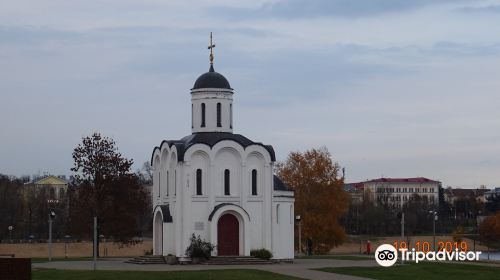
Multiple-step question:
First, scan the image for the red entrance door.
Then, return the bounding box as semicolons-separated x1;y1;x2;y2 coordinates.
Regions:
217;214;239;256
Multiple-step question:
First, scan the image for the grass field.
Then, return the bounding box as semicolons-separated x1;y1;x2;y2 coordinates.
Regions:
297;255;373;261
33;269;302;280
318;262;500;280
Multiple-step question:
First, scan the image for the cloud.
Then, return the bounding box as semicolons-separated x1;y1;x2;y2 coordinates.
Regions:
213;0;467;19
457;4;500;14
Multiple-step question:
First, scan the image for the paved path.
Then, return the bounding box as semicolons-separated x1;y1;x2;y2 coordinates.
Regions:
33;258;377;280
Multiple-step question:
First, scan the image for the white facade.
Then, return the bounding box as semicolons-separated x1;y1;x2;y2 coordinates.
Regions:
350;178;441;208
151;63;294;260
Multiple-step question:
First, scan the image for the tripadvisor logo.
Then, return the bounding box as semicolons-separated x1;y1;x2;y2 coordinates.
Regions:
375;244;482;267
375;244;398;267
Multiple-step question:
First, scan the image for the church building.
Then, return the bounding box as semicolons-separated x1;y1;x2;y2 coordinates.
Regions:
151;35;294;260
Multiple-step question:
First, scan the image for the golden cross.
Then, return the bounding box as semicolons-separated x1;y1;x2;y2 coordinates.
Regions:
208;32;215;64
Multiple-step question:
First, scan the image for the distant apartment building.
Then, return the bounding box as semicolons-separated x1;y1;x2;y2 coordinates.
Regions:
484;187;500;201
343;182;365;205
344;177;441;208
444;187;490;204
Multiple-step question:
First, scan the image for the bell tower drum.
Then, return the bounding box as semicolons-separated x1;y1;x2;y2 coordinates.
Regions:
191;32;234;134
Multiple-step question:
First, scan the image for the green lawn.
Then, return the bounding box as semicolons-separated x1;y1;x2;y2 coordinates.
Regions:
297;255;373;261
33;269;302;280
317;262;500;280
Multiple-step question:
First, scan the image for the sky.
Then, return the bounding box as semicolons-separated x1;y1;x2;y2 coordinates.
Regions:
1;0;500;187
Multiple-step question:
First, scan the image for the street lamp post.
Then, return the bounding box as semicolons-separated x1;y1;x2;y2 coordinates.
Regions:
400;212;404;264
295;215;302;255
64;235;71;259
48;211;56;261
99;235;105;257
8;226;13;243
429;211;437;251
93;216;97;271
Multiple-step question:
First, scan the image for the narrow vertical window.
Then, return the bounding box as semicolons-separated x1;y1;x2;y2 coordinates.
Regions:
174;170;177;196
251;169;257;195
230;104;233;129
217;103;222;127
201;103;206;127
158;171;161;197
196;169;202;195
191;104;194;129
224;169;230;195
166;171;169;196
276;204;280;224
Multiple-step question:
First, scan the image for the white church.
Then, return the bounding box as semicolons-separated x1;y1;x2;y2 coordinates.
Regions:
150;38;294;260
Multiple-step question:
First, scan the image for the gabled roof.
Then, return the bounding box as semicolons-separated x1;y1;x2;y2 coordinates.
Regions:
151;132;276;164
364;177;440;184
34;175;68;186
274;175;292;191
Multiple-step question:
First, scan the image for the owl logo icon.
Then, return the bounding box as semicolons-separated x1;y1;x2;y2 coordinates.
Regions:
375;244;398;267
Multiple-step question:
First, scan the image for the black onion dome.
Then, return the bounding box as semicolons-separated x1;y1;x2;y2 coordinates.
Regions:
192;65;232;90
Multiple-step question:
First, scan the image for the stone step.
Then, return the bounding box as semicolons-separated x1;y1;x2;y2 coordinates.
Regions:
125;255;166;265
204;256;273;265
125;260;166;264
135;256;165;260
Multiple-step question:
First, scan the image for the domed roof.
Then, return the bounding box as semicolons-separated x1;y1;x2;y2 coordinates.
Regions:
192;65;232;90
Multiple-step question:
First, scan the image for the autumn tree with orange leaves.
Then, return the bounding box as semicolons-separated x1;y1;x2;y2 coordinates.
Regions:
479;211;500;247
276;147;349;254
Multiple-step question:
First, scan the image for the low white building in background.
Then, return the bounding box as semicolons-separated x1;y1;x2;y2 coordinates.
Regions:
150;50;294;260
24;175;68;201
345;177;441;208
484;187;500;201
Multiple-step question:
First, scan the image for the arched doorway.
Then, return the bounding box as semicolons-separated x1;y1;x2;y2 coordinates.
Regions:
153;211;163;255
217;213;239;255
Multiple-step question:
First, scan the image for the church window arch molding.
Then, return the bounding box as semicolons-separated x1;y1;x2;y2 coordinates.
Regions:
244;146;272;166
213;144;243;196
153;210;163;255
187;149;210;196
160;150;170;198
153;155;160;198
168;152;177;197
